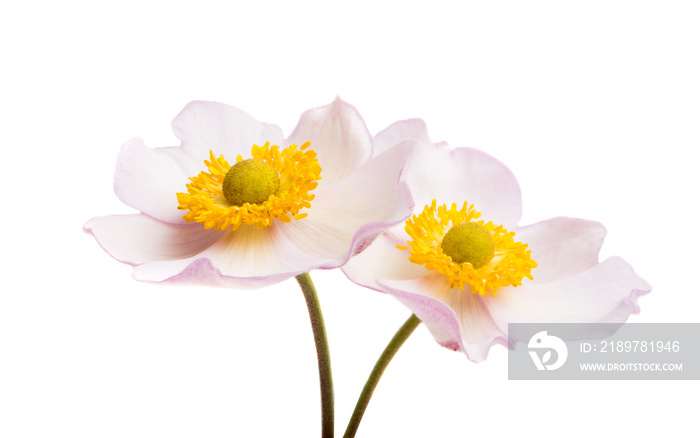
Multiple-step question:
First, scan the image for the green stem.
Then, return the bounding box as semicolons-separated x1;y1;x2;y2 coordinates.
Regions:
343;314;422;438
296;273;334;438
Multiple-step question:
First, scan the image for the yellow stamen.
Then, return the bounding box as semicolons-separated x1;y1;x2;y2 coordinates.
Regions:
399;200;537;295
177;141;322;231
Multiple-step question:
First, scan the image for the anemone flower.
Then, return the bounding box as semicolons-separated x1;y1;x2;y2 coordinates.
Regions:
342;119;651;362
84;98;414;289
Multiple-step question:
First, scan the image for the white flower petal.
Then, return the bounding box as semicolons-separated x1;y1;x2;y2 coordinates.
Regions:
517;217;607;283
373;119;432;156
404;143;523;229
114;138;200;223
171;100;285;159
83;214;221;264
488;256;652;336
131;223;322;289
380;274;506;362
287;98;373;186
341;231;426;292
281;142;414;264
380;275;464;350
135;258;298;289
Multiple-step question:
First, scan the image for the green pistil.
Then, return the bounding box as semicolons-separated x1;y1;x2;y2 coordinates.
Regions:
222;158;280;206
440;222;495;269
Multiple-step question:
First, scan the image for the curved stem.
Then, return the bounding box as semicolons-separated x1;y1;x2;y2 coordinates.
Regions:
343;314;422;438
296;273;334;438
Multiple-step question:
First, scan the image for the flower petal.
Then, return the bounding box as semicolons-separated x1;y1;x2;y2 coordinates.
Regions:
85;213;323;289
404;143;523;229
130;223;321;289
114;138;200;223
83;214;221;264
341;231;427;292
287;98;373;186
517;217;607;283
373;119;432;156
280;141;415;265
487;256;652;339
380;274;506;362
171;100;285;159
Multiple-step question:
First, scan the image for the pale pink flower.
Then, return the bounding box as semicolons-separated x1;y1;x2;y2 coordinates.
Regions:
343;119;650;361
85;99;414;288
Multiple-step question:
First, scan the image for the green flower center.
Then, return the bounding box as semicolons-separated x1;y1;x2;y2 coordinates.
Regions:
222;158;280;206
440;222;495;269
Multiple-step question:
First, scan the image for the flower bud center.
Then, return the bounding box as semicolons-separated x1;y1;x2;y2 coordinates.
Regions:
222;158;280;206
440;222;495;269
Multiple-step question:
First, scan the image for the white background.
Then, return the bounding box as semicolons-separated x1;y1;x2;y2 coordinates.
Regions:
2;1;698;436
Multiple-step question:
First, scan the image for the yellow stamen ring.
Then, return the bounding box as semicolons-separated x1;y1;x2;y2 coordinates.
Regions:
177;141;322;231
400;200;537;295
